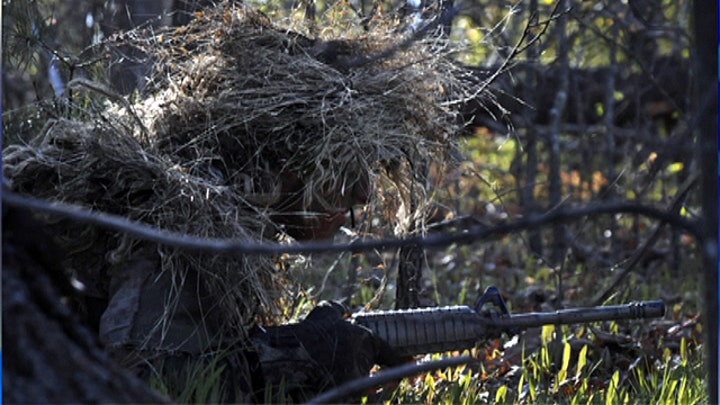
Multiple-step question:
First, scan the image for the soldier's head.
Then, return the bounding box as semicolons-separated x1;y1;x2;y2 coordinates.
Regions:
270;170;371;240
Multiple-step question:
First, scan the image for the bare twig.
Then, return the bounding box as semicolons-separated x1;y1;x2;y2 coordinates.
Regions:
448;0;565;107
590;172;698;305
333;5;460;70
572;12;686;114
66;78;150;141
307;355;475;404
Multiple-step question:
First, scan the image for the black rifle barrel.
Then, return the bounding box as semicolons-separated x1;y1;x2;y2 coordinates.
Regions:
352;300;665;357
489;300;665;330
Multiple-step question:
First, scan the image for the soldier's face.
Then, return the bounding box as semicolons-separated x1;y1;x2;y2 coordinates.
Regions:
271;171;370;240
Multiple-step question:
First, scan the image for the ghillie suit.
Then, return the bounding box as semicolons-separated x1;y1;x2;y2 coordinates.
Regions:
4;1;474;400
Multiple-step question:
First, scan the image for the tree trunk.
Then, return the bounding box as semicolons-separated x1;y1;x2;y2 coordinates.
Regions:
692;1;718;402
2;205;169;404
522;0;543;258
396;170;426;310
396;243;424;309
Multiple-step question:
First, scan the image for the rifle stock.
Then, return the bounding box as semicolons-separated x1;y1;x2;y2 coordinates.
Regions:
351;300;665;357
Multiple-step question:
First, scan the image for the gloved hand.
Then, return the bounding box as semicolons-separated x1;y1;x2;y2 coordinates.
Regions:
250;301;403;400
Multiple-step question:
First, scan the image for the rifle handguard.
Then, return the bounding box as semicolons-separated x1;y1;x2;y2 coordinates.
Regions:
351;295;665;357
351;306;483;357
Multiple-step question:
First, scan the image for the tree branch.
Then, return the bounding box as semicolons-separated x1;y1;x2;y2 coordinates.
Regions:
307;355;475;404
3;189;700;257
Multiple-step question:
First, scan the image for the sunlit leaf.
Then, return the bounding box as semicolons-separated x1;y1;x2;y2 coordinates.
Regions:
576;345;588;380
542;325;555;344
517;373;524;402
605;370;620;405
667;162;684;173
595;102;605;116
466;27;482;43
495;385;507;402
680;337;687;364
561;341;572;373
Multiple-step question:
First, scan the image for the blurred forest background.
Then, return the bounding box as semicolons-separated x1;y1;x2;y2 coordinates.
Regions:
3;0;713;402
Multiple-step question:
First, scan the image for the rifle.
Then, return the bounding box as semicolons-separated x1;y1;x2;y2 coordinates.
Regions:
351;287;665;357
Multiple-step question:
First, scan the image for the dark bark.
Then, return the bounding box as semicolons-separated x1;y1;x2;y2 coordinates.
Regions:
691;0;718;402
395;158;428;310
523;0;543;257
396;243;424;309
2;205;170;404
547;0;568;266
395;168;426;310
604;20;619;253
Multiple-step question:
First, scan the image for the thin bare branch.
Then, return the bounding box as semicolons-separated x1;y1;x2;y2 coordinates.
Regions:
3;188;700;257
307;355;475;404
450;0;565;107
591;172;699;305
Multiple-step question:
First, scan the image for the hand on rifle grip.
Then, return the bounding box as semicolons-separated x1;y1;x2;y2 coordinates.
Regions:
251;301;404;399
